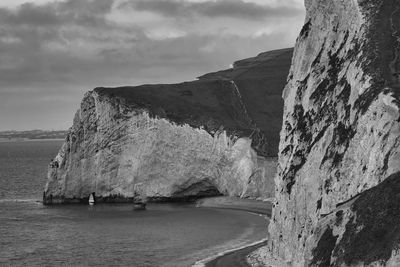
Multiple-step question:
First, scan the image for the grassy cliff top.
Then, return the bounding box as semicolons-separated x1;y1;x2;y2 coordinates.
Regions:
94;48;293;156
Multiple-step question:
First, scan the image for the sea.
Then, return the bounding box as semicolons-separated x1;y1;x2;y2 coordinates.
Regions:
0;140;267;267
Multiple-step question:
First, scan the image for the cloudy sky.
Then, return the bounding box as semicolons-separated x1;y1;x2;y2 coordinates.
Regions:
0;0;305;131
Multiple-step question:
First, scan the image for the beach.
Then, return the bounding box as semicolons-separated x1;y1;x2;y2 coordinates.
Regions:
205;241;268;267
195;197;273;267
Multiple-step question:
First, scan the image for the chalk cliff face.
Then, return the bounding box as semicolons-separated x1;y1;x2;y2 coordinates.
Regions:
44;49;292;204
263;0;400;266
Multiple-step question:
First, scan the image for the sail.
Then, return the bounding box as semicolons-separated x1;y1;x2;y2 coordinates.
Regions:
88;193;95;205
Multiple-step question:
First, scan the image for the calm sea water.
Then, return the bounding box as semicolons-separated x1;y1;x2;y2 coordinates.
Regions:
0;140;267;267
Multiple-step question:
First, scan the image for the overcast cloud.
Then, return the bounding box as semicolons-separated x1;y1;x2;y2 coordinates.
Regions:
128;0;301;19
0;0;305;131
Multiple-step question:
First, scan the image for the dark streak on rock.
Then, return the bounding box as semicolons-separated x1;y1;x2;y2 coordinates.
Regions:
321;122;356;168
312;42;325;68
354;0;400;115
335;210;344;226
300;20;312;38
311;226;338;266
317;198;322;210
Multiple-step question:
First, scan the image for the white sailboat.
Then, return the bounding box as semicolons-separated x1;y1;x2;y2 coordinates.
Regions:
89;193;95;205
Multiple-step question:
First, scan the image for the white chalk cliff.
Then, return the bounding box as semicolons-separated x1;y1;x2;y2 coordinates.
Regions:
251;0;400;266
43;49;292;204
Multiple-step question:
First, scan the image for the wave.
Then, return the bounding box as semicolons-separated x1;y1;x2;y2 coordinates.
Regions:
192;237;269;267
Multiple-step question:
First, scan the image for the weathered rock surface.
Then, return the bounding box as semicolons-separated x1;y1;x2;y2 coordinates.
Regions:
257;0;400;266
43;49;292;204
306;171;400;266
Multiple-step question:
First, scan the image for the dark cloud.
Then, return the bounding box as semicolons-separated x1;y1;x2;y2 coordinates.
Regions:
0;0;114;28
127;0;182;17
128;0;302;20
0;3;60;26
56;0;114;27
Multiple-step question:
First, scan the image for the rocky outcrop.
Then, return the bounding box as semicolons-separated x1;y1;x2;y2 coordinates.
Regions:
258;0;400;266
43;49;292;204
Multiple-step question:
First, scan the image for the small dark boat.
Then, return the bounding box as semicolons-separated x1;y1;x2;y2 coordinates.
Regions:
133;202;146;210
133;183;147;211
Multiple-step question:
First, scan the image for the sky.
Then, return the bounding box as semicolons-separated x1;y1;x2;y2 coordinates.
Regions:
0;0;305;131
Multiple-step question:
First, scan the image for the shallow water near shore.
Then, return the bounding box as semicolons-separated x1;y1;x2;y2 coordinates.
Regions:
0;140;267;266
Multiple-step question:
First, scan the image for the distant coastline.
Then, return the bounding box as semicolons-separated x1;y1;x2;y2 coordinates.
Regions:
0;138;65;143
0;130;67;141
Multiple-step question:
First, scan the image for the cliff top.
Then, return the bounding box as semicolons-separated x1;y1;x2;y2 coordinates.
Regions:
93;48;292;156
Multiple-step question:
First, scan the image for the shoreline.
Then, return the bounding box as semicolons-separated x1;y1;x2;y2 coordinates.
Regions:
0;138;65;143
196;196;273;216
194;239;268;267
194;196;272;267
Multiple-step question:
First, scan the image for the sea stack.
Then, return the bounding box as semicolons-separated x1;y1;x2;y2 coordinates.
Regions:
43;49;292;204
253;0;400;266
